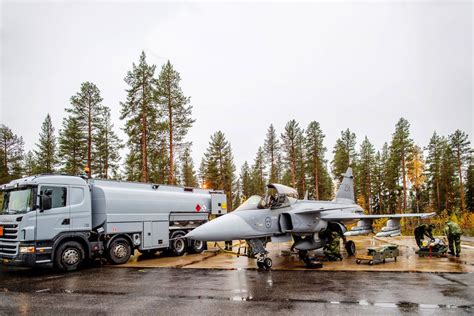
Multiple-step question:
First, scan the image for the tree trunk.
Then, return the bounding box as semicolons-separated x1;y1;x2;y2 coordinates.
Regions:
104;129;109;179
140;84;149;183
168;85;174;184
314;155;319;200
457;148;466;213
401;153;407;213
436;178;441;211
87;102;92;178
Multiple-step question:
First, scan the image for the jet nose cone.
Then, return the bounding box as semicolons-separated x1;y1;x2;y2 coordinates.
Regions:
185;213;251;241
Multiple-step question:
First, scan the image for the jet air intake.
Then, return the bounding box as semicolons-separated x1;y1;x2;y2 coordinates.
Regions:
279;213;327;233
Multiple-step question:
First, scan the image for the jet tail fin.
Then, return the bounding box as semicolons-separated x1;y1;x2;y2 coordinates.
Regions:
334;167;354;203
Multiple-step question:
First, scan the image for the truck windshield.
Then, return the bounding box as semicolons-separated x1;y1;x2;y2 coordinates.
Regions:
1;188;35;215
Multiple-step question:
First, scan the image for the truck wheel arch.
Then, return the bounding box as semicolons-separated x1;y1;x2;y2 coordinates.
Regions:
53;233;91;261
106;234;134;252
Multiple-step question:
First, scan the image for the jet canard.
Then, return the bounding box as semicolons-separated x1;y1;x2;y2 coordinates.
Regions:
186;168;435;270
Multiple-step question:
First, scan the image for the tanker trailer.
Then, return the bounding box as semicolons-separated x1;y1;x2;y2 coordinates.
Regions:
0;174;227;271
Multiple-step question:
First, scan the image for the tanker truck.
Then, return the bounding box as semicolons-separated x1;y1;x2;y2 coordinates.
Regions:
0;174;227;271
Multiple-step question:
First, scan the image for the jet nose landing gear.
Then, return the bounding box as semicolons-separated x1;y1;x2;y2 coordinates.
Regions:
257;255;273;270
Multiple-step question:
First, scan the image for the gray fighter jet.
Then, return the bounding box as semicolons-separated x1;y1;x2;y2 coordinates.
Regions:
186;168;434;269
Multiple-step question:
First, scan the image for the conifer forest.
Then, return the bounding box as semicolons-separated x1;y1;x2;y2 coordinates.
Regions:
1;52;472;230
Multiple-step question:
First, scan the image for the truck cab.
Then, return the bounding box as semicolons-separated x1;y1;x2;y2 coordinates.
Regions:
0;175;91;268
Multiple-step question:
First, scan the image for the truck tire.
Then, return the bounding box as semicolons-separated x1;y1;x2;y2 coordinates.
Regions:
190;240;206;254
170;230;187;256
107;237;132;265
54;241;85;272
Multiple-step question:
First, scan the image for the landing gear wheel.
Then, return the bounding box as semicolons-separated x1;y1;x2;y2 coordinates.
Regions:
190;240;206;254
170;231;187;256
263;257;273;270
257;260;264;269
107;237;132;265
345;240;356;256
54;241;85;272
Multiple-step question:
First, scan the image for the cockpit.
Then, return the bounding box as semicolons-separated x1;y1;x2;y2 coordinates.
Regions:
234;183;298;212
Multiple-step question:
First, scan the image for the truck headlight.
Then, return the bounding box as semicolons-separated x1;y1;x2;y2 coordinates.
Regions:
19;246;35;254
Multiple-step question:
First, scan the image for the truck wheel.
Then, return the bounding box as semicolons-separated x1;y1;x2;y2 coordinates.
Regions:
191;240;206;253
107;237;132;265
170;231;187;256
54;241;85;272
345;240;356;256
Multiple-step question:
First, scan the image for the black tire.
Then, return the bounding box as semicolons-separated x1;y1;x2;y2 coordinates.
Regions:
170;231;187;256
263;257;273;270
107;237;132;265
190;240;206;254
54;241;85;272
257;260;264;269
345;240;356;256
356;259;361;264
369;260;374;265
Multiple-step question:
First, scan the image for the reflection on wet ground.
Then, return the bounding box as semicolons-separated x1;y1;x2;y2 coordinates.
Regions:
119;236;474;273
1;266;472;315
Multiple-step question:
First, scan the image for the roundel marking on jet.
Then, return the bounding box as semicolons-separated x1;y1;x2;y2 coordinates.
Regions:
265;217;272;229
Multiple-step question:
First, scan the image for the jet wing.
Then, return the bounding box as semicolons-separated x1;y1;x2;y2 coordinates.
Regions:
320;212;436;221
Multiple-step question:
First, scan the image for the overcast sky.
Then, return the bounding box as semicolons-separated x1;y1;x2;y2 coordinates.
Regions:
1;1;472;173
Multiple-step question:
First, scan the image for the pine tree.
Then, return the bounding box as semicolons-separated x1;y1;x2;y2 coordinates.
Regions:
449;130;471;213
23;150;37;175
371;150;385;213
59;116;87;175
426;132;443;211
305;121;326;200
156;61;194;185
440;140;456;212
264;124;281;183
383;142;399;213
331;128;357;182
281;120;303;188
120;51;159;183
240;161;253;199
390;118;413;212
407;145;426;212
0;124;24;183
180;146;197;187
358;136;375;212
200;131;236;210
465;157;474;212
34;114;57;173
93;107;123;179
67;82;103;178
251;146;266;196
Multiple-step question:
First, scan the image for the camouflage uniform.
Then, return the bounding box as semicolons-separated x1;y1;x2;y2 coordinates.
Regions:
444;221;462;256
414;224;435;248
324;231;342;261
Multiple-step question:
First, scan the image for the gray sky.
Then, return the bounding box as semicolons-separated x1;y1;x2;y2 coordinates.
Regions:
1;1;472;173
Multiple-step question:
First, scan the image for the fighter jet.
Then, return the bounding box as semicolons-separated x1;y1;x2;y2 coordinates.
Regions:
186;168;435;270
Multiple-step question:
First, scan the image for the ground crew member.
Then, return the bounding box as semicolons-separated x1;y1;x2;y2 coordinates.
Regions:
444;220;462;257
414;224;435;248
324;231;342;261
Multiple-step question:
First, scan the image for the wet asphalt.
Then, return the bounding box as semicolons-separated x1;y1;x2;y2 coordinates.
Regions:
0;266;472;315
